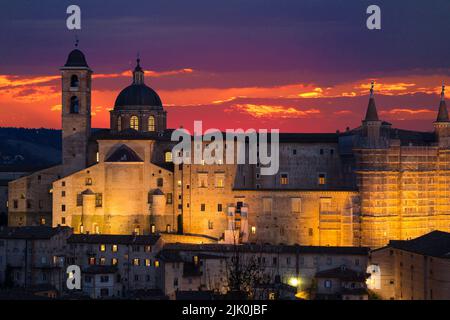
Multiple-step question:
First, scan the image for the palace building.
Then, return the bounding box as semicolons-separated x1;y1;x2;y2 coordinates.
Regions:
7;48;450;248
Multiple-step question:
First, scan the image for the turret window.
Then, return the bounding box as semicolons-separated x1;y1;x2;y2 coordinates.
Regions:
130;116;139;130
148;116;155;131
70;96;79;113
70;75;79;88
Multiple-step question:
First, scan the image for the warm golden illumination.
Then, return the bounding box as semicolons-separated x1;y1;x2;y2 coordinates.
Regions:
130;115;139;130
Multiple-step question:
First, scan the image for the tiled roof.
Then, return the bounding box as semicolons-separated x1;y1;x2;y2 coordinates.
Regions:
0;226;70;240
83;265;118;274
67;234;160;245
315;266;369;282
162;243;369;256
386;230;450;259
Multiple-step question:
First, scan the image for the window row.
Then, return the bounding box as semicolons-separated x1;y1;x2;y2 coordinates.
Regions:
118;115;156;131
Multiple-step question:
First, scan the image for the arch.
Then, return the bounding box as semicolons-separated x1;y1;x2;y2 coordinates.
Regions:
117;116;122;131
148;116;155;131
164;151;173;162
70;74;79;88
130;115;139;130
70;96;79;113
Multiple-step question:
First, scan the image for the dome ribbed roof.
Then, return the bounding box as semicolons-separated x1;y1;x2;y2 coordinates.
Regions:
113;58;163;110
114;84;162;110
64;49;89;68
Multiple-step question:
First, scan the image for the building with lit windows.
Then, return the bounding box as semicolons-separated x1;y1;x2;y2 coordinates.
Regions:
7;47;450;248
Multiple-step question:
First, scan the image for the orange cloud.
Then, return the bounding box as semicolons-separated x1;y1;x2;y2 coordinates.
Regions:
228;104;320;119
93;68;194;79
380;108;434;115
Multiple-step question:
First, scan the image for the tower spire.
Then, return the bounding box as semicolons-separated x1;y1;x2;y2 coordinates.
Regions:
364;80;379;121
436;82;449;122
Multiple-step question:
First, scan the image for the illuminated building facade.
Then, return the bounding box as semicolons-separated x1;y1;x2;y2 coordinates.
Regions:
7;48;450;248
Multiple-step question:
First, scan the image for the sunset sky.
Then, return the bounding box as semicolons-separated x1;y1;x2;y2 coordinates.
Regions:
1;0;450;132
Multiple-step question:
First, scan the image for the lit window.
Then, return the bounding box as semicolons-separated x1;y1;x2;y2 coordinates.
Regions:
100;257;106;265
251;226;256;234
130;116;139;130
215;173;224;188
177;180;182;187
112;245;118;252
111;258;118;266
133;258;140;266
145;259;151;267
95;193;103;207
148;116;155;131
165;151;173;162
145;245;151;253
154;260;160;268
280;173;289;185
99;244;106;252
151;224;156;234
96;152;99;163
85;178;92;186
318;173;326;185
40;218;46;225
88;257;96;265
166;224;172;233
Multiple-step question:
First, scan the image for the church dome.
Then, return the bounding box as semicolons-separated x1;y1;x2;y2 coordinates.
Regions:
114;84;162;109
113;58;163;111
64;49;89;68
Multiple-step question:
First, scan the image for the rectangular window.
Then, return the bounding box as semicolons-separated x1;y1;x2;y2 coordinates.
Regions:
280;173;289;185
145;259;151;267
112;245;118;252
208;220;214;229
166;193;173;204
318;173;326;185
99;244;106;252
100;276;109;283
324;280;332;288
251;226;256;234
215;173;225;188
61;191;66;197
198;173;208;188
291;198;302;213
112;258;118;266
38;200;43;209
133;258;140;266
85;178;92;186
61;205;66;212
157;178;163;187
100;257;106;265
217;203;223;212
88;257;96;265
13;200;18;209
320;198;332;213
76;193;82;206
95;193;103;207
263;198;272;214
61;217;66;225
201;203;206;212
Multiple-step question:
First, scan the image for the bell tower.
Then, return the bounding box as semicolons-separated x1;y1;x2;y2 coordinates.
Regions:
60;45;92;176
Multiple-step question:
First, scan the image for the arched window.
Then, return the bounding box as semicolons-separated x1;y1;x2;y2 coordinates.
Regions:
148;116;155;131
70;75;79;88
130;116;139;130
165;151;173;162
117;116;122;131
70;96;79;113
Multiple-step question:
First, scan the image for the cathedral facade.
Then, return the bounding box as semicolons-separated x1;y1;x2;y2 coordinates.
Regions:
7;48;450;248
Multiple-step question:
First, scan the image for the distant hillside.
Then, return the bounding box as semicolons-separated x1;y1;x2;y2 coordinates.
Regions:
0;127;61;171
